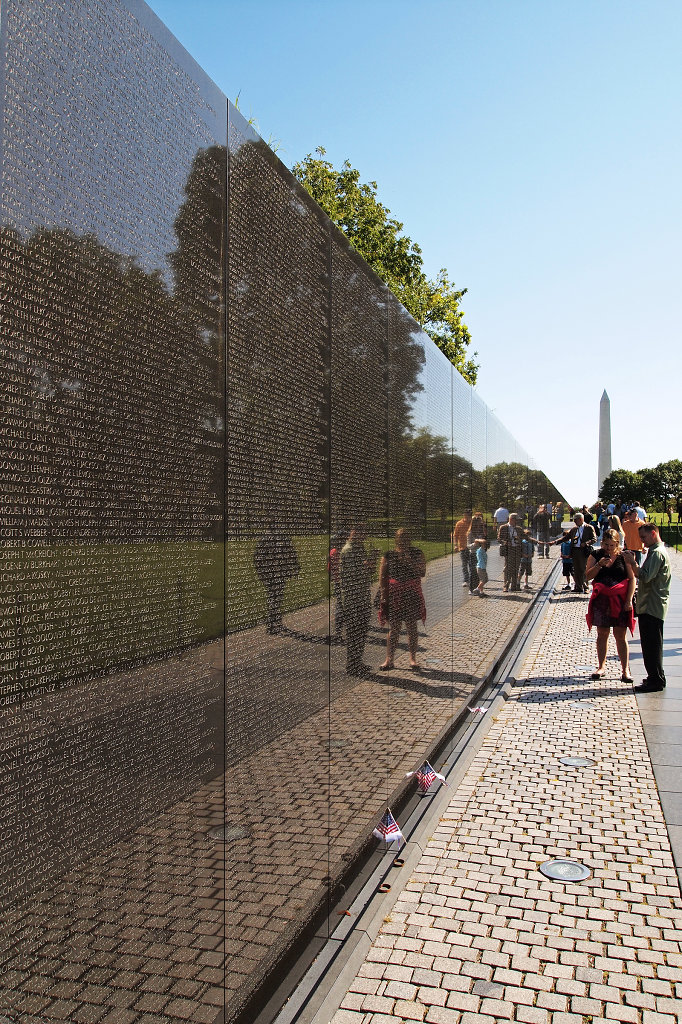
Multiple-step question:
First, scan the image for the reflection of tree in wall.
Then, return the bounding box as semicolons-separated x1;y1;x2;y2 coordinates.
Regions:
329;243;390;533
226;135;329;538
0;145;225;541
170;144;226;531
226;136;435;542
392;427;449;536
387;305;427;535
476;462;563;516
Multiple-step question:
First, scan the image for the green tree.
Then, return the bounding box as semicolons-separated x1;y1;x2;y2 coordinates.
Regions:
599;468;643;507
292;149;478;385
639;460;682;510
658;460;682;505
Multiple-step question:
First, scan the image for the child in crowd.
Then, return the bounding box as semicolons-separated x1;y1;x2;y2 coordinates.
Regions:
560;537;574;590
474;538;489;597
519;530;535;591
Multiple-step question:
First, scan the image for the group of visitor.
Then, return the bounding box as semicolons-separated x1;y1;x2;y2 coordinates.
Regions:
550;503;671;695
299;492;673;688
491;503;563;592
452;510;490;596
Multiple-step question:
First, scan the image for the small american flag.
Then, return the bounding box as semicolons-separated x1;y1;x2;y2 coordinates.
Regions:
406;761;446;793
373;808;403;845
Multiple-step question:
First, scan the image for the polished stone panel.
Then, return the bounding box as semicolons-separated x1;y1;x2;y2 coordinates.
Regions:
0;2;566;1022
0;0;226;1020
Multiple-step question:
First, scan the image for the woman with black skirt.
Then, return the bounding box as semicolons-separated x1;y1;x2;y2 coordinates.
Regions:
584;528;636;682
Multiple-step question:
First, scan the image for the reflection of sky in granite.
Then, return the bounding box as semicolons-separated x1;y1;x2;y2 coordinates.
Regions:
0;2;566;1022
0;0;224;284
407;326;531;473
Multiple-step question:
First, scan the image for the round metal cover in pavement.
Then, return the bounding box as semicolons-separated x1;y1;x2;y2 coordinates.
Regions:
539;858;591;882
559;756;596;768
209;825;251;843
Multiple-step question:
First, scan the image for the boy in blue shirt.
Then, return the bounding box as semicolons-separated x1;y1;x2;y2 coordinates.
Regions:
474;539;489;597
519;531;535;591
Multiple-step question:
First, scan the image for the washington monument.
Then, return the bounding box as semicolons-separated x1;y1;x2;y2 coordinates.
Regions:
598;390;612;495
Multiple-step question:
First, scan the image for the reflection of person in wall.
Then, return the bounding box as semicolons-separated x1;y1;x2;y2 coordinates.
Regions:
494;504;509;528
532;504;551;558
467;512;488;593
328;530;348;638
498;513;524;591
341;525;379;677
253;526;300;634
473;539;489;597
378;528;426;671
519;530;536;590
451;511;472;588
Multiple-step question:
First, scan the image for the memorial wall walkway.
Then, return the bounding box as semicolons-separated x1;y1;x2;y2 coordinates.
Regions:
0;2;567;1021
307;558;682;1024
0;551;558;1023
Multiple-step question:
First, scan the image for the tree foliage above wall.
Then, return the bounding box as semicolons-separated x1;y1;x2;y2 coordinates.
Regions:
292;149;479;386
600;460;682;509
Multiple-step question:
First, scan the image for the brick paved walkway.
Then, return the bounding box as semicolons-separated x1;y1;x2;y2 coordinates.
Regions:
327;578;682;1024
0;550;556;1023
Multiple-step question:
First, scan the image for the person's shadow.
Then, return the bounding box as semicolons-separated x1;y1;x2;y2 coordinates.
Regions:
516;677;634;703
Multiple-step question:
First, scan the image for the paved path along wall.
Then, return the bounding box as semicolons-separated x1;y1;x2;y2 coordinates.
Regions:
322;573;682;1024
0;2;566;1021
0;550;558;1023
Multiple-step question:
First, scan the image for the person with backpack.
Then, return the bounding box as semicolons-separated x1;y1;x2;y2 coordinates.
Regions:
560;537;574;590
519;531;536;591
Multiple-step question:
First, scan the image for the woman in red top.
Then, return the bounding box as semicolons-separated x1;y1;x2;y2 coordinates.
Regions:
585;528;636;682
378;528;426;671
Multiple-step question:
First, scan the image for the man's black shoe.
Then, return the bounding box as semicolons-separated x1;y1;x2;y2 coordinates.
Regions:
633;681;666;693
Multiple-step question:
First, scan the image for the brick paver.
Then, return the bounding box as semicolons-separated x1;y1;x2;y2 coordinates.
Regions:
0;549;555;1022
329;586;682;1024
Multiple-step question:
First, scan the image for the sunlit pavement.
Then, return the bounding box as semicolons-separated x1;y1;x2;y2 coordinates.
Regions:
324;556;682;1024
0;549;556;1023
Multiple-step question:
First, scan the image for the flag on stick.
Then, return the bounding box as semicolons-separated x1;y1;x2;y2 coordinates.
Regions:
373;808;403;846
405;761;446;794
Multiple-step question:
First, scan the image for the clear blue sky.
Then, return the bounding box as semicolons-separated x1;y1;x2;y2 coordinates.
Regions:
148;0;681;506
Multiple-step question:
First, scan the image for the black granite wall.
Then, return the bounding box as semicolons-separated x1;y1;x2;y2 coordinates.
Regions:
0;2;565;1021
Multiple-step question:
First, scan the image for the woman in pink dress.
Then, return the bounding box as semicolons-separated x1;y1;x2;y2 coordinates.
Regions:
378;528;426;671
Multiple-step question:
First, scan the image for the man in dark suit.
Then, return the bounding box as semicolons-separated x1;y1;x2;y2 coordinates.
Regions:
550;512;597;593
498;512;524;591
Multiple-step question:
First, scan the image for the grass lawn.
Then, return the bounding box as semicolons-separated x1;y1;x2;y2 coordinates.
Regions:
648;511;680;525
0;535;455;694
